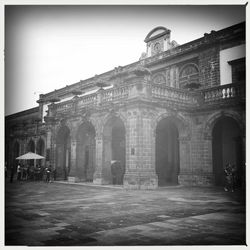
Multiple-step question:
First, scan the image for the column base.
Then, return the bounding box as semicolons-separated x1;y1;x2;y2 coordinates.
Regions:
93;170;111;185
123;171;158;189
93;177;110;185
178;171;214;186
68;176;80;183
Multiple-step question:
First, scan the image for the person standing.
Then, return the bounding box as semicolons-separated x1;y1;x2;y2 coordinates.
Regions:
17;164;21;181
224;163;234;192
46;166;51;183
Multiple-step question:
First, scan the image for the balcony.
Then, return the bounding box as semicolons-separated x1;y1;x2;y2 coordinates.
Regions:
46;81;245;118
201;82;245;104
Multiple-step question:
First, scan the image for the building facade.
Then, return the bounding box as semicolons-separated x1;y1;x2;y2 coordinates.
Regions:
5;22;246;189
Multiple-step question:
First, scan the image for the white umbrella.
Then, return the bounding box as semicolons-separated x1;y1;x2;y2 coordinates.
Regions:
16;152;45;160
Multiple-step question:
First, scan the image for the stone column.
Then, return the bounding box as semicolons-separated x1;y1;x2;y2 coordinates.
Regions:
45;124;55;169
68;137;78;182
68;124;79;183
123;109;158;189
178;136;192;185
20;139;26;155
178;134;214;186
202;135;214;185
93;133;105;184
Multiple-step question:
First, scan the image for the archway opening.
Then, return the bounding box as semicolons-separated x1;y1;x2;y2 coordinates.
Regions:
56;126;71;180
76;122;96;182
36;138;45;167
103;117;126;185
212;116;243;187
156;118;180;186
27;140;35;167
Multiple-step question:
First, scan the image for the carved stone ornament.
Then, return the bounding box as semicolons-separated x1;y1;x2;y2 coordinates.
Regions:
110;66;128;81
132;64;151;77
44;116;56;124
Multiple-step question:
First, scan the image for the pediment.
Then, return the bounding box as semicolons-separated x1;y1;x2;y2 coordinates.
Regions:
144;26;171;43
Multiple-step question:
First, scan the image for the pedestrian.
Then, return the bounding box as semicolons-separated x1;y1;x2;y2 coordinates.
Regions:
20;164;24;180
224;163;234;192
111;160;122;185
46;166;51;183
29;165;34;181
231;164;237;191
17;164;21;181
22;164;28;180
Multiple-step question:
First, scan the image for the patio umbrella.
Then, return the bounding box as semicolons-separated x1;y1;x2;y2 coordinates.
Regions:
16;152;45;160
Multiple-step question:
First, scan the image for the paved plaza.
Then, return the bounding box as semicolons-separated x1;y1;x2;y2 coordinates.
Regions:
5;181;246;246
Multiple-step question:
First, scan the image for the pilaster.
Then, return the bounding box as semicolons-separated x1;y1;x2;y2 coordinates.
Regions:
93;133;105;184
123;108;158;189
68;118;81;182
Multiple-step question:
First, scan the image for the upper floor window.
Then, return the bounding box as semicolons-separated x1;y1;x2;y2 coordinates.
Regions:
228;58;245;83
152;73;166;85
179;64;200;90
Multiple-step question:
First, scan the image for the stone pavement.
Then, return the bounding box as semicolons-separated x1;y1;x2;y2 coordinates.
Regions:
5;181;246;246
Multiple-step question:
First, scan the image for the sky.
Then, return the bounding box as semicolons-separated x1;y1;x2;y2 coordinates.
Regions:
4;4;246;115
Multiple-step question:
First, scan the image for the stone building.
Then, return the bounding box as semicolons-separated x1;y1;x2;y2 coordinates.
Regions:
5;22;245;189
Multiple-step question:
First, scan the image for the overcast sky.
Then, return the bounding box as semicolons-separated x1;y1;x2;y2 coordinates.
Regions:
5;5;246;115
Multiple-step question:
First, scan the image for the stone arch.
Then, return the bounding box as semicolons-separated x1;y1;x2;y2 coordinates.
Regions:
101;112;127;136
179;63;200;89
152;73;166;84
179;63;199;75
204;111;245;187
153;112;191;186
153;112;191;139
36;137;45;167
26;139;36;167
76;120;96;182
102;114;126;185
26;139;35;152
203;110;244;139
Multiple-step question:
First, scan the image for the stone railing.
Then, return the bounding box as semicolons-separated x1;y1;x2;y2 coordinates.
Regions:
50;81;245;116
55;101;74;112
151;84;197;106
77;93;98;107
201;82;245;103
102;85;131;103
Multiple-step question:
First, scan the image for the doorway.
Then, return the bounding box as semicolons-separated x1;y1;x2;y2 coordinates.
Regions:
155;118;180;186
212;117;243;187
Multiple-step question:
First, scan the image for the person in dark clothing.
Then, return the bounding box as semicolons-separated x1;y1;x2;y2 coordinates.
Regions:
45;166;51;183
224;163;234;192
111;160;123;185
17;164;21;181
